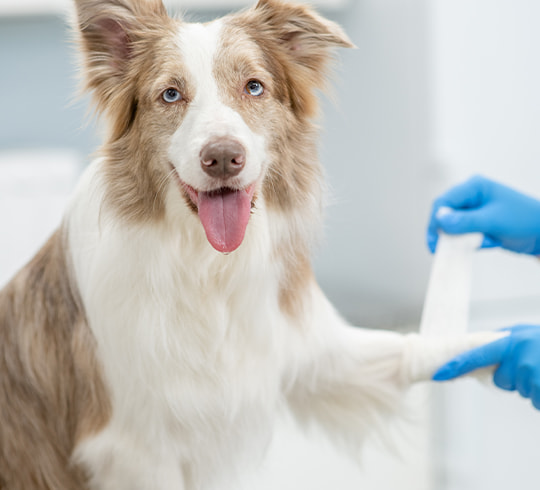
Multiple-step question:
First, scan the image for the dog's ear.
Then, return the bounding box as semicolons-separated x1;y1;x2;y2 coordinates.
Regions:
254;0;354;51
73;0;169;138
246;0;354;117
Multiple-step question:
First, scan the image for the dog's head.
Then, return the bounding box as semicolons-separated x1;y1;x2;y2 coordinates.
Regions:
75;0;352;253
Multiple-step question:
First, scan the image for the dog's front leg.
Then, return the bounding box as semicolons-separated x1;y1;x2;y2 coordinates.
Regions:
283;285;503;452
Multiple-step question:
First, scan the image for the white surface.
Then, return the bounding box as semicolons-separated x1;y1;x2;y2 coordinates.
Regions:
0;0;348;16
256;389;432;490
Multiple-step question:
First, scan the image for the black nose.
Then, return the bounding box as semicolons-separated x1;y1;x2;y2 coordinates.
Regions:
200;138;246;178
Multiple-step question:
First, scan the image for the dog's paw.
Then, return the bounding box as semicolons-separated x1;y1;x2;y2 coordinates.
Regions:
440;331;510;384
403;331;508;384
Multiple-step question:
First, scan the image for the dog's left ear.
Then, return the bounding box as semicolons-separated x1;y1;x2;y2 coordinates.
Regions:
246;0;354;116
254;0;354;51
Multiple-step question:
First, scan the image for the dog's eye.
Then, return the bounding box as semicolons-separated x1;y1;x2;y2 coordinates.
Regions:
245;80;264;97
162;88;182;103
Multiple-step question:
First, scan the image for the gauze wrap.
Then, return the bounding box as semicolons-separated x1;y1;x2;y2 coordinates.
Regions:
420;223;483;337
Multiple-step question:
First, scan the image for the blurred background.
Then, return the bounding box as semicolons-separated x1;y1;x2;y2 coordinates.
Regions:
1;0;540;488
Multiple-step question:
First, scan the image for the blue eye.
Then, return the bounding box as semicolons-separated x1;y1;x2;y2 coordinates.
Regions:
162;88;182;103
245;80;264;97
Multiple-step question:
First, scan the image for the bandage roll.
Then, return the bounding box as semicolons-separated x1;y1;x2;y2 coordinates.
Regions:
420;209;483;337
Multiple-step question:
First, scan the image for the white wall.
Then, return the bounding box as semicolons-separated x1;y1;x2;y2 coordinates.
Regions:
431;0;540;305
0;150;82;286
430;2;540;489
316;0;434;327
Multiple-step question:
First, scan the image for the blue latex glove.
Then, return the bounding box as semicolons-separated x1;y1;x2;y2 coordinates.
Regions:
427;175;540;255
433;325;540;410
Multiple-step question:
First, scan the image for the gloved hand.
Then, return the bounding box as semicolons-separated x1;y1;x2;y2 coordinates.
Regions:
433;325;540;410
427;175;540;255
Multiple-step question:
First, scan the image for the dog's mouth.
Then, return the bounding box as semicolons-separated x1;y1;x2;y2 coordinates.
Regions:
177;178;257;254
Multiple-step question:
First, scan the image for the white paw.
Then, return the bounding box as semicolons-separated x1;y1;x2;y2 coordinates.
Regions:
404;331;508;383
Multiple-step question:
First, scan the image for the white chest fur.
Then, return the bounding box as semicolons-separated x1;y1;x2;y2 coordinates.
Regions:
68;163;288;490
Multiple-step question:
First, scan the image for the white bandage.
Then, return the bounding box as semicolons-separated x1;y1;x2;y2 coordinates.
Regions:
420;209;483;337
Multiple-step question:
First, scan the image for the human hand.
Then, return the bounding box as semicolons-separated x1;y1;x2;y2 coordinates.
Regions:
433;325;540;410
427;175;540;255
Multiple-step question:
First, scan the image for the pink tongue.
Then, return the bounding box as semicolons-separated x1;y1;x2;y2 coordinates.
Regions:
198;188;252;253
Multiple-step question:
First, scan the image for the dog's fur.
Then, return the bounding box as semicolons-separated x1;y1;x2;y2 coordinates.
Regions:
0;1;499;489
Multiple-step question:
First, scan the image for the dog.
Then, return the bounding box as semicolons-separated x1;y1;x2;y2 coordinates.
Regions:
0;0;500;488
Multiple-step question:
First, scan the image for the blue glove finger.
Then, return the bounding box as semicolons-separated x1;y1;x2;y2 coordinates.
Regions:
512;336;540;398
516;365;533;398
426;175;540;256
426;176;491;253
493;360;517;391
436;209;487;235
426;204;442;253
432;336;511;381
434;175;489;210
426;229;438;254
434;325;540;412
480;235;501;249
501;324;540;334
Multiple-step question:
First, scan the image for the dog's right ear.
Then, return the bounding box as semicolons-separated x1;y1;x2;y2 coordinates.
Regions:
74;0;169;138
242;0;354;118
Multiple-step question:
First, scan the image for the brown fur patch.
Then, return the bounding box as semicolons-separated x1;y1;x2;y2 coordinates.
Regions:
278;250;316;320
0;230;111;490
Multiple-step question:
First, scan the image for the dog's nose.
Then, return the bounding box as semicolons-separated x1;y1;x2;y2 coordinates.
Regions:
200;138;246;178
